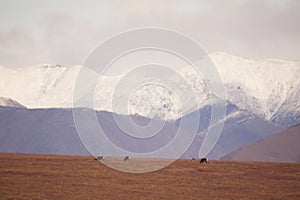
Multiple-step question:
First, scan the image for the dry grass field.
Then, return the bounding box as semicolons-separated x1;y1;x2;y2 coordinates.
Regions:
0;153;300;199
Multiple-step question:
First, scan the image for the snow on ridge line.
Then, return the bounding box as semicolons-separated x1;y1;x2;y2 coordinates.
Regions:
0;52;299;127
0;97;26;108
211;51;300;63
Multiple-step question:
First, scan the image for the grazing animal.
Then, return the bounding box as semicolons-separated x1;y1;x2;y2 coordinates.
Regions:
124;156;131;161
94;156;105;161
200;158;208;164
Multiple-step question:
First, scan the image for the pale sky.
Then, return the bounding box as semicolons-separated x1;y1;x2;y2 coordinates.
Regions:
0;0;299;67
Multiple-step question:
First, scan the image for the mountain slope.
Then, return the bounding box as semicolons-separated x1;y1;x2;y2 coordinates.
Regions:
222;124;300;162
0;107;186;157
0;101;282;159
0;97;26;108
180;103;282;159
0;107;88;155
210;52;300;127
207;116;282;159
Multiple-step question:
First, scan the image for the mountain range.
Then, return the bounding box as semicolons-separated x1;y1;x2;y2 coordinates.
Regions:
0;98;282;160
0;52;299;127
0;52;299;161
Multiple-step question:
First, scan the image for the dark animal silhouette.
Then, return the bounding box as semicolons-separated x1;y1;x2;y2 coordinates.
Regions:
124;156;131;161
94;156;105;161
200;158;208;164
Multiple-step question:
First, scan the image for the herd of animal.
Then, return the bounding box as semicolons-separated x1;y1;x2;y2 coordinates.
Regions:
93;156;131;161
94;156;208;164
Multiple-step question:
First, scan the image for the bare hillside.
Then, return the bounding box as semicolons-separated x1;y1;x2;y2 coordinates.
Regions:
222;124;300;162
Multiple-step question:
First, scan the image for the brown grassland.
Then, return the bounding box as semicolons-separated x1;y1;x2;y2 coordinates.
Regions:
0;153;300;199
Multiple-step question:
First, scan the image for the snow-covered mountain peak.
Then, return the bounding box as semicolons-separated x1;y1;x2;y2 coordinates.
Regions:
0;52;299;127
0;97;26;108
208;52;300;123
36;64;63;68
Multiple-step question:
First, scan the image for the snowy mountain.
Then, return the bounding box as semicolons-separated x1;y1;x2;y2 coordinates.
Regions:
210;52;300;127
0;97;25;108
0;64;79;108
0;53;299;127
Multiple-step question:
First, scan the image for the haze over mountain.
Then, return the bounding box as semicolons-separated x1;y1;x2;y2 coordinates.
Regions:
222;123;300;162
0;104;281;160
0;107;179;156
0;107;88;155
0;53;299;128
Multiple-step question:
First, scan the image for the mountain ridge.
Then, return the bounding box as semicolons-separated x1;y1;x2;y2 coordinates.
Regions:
0;52;299;127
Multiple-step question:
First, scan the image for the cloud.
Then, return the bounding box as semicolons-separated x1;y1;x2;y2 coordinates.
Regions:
0;13;102;67
0;0;299;68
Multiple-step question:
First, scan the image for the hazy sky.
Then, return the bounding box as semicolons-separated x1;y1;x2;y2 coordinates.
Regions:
0;0;299;67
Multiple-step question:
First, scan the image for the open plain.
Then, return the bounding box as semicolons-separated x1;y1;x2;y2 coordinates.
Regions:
0;153;299;199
